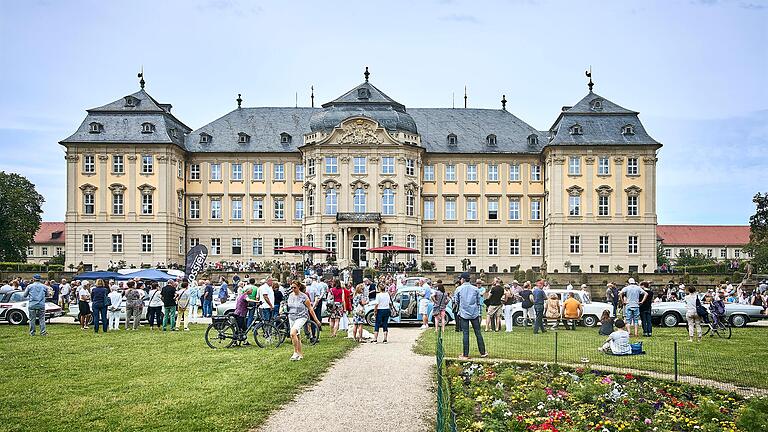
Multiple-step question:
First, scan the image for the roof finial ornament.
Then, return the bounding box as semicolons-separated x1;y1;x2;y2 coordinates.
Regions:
138;66;145;89
464;85;467;109
311;85;315;108
585;66;594;92
364;66;370;82
236;93;242;109
501;94;507;111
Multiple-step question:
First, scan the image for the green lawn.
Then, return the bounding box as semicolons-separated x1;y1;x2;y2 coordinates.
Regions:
0;324;356;432
417;325;767;390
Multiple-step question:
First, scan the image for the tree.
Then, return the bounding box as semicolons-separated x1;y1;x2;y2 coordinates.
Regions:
657;243;670;267
744;192;768;273
674;249;716;267
0;172;44;261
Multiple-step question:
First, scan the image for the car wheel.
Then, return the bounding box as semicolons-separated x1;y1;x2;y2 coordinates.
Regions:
513;313;524;326
662;312;680;327
7;310;27;325
365;311;376;327
583;315;598;327
729;314;748;328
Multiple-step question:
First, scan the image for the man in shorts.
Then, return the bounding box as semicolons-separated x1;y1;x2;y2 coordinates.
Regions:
419;278;432;329
620;278;648;337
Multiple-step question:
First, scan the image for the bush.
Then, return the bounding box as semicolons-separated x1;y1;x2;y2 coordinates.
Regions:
0;262;63;272
525;269;535;282
421;261;435;271
363;267;378;280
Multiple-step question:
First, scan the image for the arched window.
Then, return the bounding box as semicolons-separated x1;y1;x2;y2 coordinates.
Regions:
621;124;635;135
486;134;497;146
324;189;337;215
382;188;395;215
447;133;457;145
141;122;155;133
353;188;366;213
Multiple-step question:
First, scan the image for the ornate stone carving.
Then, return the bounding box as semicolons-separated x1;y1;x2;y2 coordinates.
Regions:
566;185;584;196
397;156;406;163
350;179;370;190
336;212;382;223
584;156;595;164
65;154;80;162
552;156;566;165
108;183;126;194
613;156;625;164
404;181;420;193
340;156;350;163
79;183;97;193
126;154;138;161
157;155;169;162
337;122;383;145
643;156;657;165
369;156;380;162
624;185;642;197
98;154;109;161
321;179;341;190
595;185;613;197
138;183;156;195
378;179;398;191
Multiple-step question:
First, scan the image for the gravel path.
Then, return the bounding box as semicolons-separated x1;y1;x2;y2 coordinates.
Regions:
256;327;434;432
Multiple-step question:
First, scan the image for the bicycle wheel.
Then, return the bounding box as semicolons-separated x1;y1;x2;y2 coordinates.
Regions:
205;323;236;349
302;320;321;345
254;323;284;348
274;317;290;341
715;320;732;339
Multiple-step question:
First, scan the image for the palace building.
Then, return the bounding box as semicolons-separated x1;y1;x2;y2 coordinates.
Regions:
60;69;661;273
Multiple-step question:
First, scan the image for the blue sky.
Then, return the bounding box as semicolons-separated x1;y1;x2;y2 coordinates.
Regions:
1;0;766;224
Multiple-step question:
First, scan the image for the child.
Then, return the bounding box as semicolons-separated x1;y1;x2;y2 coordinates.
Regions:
598;310;614;336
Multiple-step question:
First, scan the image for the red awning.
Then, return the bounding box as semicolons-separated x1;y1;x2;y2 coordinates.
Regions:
275;246;332;253
367;245;420;254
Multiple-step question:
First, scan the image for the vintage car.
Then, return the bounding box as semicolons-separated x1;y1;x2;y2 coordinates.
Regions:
0;287;64;325
510;289;613;327
363;286;455;326
650;297;765;327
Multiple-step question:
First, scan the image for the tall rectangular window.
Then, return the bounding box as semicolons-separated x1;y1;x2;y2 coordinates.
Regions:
420;238;432;255
210;163;221;181
82;234;94;252
627;157;639;175
445;238;455;255
231;238;242;255
598;157;610;175
509;163;520;181
570;235;580;254
141;193;153;215
178;161;183;179
307;159;315;176
488;238;499;255
568;156;581;175
177;196;183;218
382;157;395;174
274;197;285;220
83;155;95;173
406;190;415;216
627;195;639;216
445;164;456;181
325;156;338;174
307;194;314;216
445;198;456;220
353;157;366;174
510;239;520;255
141;234;152;253
569;195;581;216
599;236;610;254
509;198;520;220
111;234;122;253
487;198;499;220
274;163;285;181
210;238;221;255
325;234;337;254
210;197;221;219
382;188;395;215
112;193;123;215
112;155;124;174
252;163;264;181
252;197;263;219
273;238;284;255
83;192;95;214
466;164;477;181
325;189;337;215
423;164;435;181
252;238;263;255
487;164;499;181
423;199;435;220
141;155;153;174
353;188;366;213
189;198;200;219
190;163;200;180
531;239;541;256
530;164;541;181
231;198;242;219
294;198;304;220
406;159;415;176
628;235;639;254
598;195;610;216
530;199;541;220
466;197;478;220
231;163;243;180
295;164;304;181
467;238;477;255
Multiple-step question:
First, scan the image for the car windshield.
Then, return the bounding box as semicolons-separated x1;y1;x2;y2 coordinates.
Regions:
9;292;24;302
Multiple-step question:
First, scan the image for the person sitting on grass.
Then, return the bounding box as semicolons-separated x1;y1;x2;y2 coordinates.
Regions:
599;318;632;355
598;310;614;336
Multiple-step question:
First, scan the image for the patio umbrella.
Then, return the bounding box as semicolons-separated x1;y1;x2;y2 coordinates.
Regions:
275;245;333;271
367;246;420;254
73;271;124;280
115;269;176;282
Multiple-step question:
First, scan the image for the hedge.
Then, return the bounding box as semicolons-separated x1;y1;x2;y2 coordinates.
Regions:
0;262;65;272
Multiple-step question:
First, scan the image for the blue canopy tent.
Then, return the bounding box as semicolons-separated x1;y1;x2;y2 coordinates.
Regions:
73;271;124;280
116;269;176;282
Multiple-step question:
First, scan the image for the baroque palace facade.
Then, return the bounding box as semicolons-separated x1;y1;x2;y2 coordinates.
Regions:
61;70;661;273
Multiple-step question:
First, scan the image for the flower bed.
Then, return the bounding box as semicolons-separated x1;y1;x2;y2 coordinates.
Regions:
447;362;767;432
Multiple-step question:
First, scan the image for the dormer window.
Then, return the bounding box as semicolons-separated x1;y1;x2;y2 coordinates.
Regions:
169;128;177;138
527;134;539;146
89;122;103;134
238;132;250;144
141;122;155;134
486;134;497;146
280;132;292;144
124;96;136;107
621;124;635;135
569;124;583;135
447;133;458;146
590;98;603;111
357;88;370;99
199;133;211;144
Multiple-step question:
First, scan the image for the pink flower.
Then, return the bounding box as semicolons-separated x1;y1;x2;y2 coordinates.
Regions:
601;376;613;385
644;418;652;425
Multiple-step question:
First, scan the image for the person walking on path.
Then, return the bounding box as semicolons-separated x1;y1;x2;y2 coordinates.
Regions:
91;279;109;333
161;282;178;331
328;279;345;337
373;285;392;343
639;281;655;337
532;281;547;334
287;281;321;361
22;274;47;336
125;281;144;330
453;272;488;360
620;278;648;337
107;285;122;331
683;284;703;342
175;281;191;331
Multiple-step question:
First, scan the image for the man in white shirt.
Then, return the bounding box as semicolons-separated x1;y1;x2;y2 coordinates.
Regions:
579;284;591;303
59;279;71;313
257;278;275;322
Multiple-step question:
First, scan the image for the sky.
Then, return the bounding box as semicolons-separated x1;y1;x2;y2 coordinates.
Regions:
0;0;766;224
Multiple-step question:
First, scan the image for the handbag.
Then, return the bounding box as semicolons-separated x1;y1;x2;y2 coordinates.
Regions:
695;297;709;323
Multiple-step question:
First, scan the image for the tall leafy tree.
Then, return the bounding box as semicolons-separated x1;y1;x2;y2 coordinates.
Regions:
745;192;768;272
0;172;44;261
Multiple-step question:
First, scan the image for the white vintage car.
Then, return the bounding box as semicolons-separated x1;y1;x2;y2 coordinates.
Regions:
510;289;613;327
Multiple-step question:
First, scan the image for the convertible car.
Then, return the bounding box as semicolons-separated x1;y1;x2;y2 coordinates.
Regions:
651;297;765;327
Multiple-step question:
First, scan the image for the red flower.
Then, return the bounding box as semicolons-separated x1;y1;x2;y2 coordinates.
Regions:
624;373;635;380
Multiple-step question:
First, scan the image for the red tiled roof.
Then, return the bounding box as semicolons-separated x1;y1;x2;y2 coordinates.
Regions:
32;222;66;244
657;225;751;247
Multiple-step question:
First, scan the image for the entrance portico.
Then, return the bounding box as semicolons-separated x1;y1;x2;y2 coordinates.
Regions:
336;212;382;267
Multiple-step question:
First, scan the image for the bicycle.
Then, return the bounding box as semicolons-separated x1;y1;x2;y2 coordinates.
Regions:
204;314;286;349
702;311;731;339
